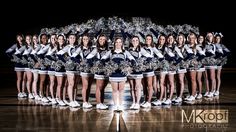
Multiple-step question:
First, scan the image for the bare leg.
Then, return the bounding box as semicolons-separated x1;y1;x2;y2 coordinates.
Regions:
39;74;46;96
118;81;125;106
189;71;197;96
216;68;221;91
159;73;166;100
16;71;23;93
67;74;75;102
32;71;39;95
49;75;55;98
26;71;32;94
56;76;64;100
135;78;142;104
128;79;135;104
111;82;118;105
167;74;175;99
147;76;153;103
197;71;203;94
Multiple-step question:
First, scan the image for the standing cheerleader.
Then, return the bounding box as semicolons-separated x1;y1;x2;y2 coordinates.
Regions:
101;37;136;111
184;33;198;101
173;33;186;103
196;35;206;99
37;34;50;103
128;36;153;109
86;34;109;109
214;33;230;96
163;34;176;105
204;32;216;98
57;33;80;107
45;34;58;104
141;35;155;108
72;34;94;109
55;34;67;106
30;34;41;100
152;34;167;106
23;35;34;99
6;34;26;98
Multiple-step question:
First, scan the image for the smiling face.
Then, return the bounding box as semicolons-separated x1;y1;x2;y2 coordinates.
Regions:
198;36;204;44
16;35;23;44
177;35;184;46
189;33;197;45
167;35;174;45
115;38;123;50
82;36;89;47
98;36;106;46
206;32;214;43
215;36;221;44
145;36;152;46
131;37;139;48
68;35;76;45
58;36;65;46
158;36;166;46
50;35;57;44
41;34;47;45
25;36;31;45
33;35;38;44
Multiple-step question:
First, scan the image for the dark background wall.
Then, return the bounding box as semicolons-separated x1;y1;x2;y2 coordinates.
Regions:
0;1;235;86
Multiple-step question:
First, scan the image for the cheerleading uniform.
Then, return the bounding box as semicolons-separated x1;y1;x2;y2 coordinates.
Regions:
86;48;109;80
101;49;135;82
6;44;26;71
196;44;206;72
37;44;50;74
58;44;78;75
72;46;94;77
142;46;155;77
204;42;217;69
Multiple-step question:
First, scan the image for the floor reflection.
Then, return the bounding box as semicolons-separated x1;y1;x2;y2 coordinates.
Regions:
1;72;236;131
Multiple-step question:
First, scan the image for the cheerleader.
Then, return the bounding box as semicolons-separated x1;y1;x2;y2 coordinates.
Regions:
86;34;109;109
72;34;94;109
204;32;216;98
184;33;198;101
101;37;136;111
22;35;34;99
128;36;153;109
55;34;67;106
30;34;41;100
214;33;230;96
45;34;58;104
195;35;206;99
152;34;167;106
141;35;155;108
172;33;186;103
37;34;50;103
163;34;177;105
57;33;80;107
6;34;26;98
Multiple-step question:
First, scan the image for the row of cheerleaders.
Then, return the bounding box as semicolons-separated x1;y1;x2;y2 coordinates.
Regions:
6;31;230;110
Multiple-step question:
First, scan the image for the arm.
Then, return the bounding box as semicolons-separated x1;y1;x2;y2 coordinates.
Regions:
140;48;153;57
6;44;16;53
101;50;111;60
57;45;70;55
37;44;50;55
71;47;82;57
23;46;33;55
31;44;41;55
86;48;97;59
15;46;26;54
152;47;164;58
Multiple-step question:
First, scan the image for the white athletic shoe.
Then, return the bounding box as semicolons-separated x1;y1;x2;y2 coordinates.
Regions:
83;102;92;109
